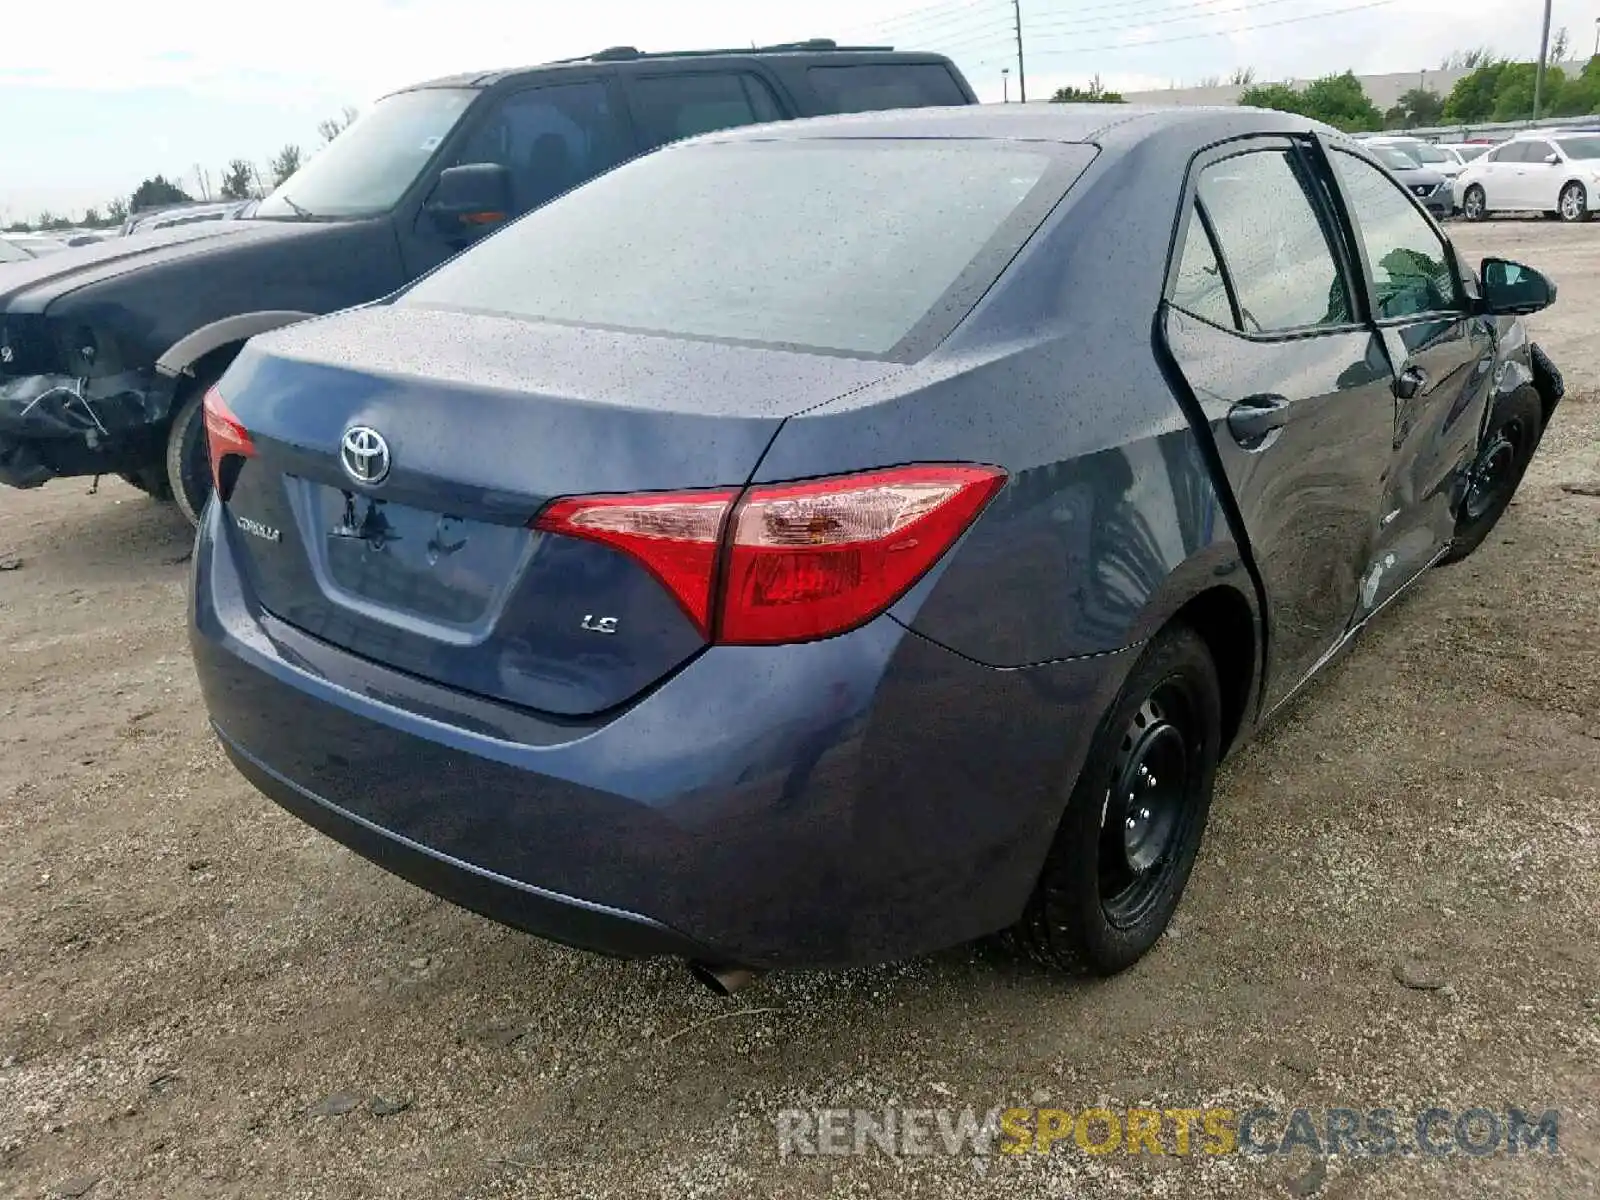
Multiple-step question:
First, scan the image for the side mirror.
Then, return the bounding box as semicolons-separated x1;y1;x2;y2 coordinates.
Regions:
1478;257;1557;316
1544;152;1561;165
425;163;513;237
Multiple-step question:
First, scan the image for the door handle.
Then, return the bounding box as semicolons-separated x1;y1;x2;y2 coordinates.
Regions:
1395;365;1429;399
1226;395;1290;447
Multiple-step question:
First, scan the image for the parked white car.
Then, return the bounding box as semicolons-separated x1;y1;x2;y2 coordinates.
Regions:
1437;142;1492;166
1456;132;1600;222
1365;135;1468;180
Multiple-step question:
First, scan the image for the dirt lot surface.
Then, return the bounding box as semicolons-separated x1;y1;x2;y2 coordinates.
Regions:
2;222;1598;1200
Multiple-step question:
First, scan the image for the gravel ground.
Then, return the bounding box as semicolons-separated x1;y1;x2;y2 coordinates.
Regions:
1;221;1598;1200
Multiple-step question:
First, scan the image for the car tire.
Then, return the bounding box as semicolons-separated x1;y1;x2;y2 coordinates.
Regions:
1007;623;1222;976
1439;386;1544;566
165;369;222;527
1461;185;1488;222
1558;182;1590;223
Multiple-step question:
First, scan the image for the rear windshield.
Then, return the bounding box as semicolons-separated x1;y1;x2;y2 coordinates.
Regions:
1402;142;1451;165
400;139;1088;357
1373;146;1421;170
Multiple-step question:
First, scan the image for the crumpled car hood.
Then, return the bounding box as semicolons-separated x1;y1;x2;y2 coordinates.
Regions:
0;219;330;314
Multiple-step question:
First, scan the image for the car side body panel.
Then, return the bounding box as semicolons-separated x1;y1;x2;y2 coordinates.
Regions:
763;132;1246;671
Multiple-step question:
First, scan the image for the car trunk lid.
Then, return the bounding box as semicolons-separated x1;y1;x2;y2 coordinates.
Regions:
215;305;893;717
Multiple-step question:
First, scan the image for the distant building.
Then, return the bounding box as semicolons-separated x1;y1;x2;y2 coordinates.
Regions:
1122;67;1477;111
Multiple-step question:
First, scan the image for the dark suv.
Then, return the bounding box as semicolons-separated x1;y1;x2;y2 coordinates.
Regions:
0;41;975;522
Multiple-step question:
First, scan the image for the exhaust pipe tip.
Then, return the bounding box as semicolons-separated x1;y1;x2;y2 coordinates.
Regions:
687;960;761;996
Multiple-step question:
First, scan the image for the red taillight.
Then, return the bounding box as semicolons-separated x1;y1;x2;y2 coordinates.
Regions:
720;465;1005;644
534;488;739;637
202;386;255;492
533;465;1005;646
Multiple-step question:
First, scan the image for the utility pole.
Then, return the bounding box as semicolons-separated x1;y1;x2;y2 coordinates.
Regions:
1013;0;1027;103
1533;0;1553;120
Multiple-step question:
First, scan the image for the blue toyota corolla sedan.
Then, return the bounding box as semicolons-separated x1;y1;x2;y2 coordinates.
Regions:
190;105;1563;992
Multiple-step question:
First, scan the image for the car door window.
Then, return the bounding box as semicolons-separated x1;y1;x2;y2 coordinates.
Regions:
806;64;967;113
1525;141;1556;165
629;72;783;151
452;81;630;216
1330;150;1459;320
1196;149;1352;333
1170;205;1236;328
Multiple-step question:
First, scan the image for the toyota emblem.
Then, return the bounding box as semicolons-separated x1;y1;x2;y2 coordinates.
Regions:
340;426;391;485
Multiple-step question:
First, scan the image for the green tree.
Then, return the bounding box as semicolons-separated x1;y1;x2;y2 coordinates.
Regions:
220;159;257;200
82;207;102;227
1300;71;1383;131
1440;46;1495;70
1385;87;1445;128
1553;56;1600;114
1050;75;1124;103
1442;62;1509;121
1238;81;1307;116
4;220;28;232
1238;72;1381;131
269;144;303;187
1490;62;1565;120
106;197;129;224
129;175;191;211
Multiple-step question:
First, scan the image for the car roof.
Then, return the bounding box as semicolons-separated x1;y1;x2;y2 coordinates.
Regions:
691;102;1336;147
397;42;952;93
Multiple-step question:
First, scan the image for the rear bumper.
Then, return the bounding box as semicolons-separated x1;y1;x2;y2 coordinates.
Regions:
191;499;1131;968
216;731;723;961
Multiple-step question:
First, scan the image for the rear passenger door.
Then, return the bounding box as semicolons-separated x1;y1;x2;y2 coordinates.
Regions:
1326;146;1495;608
1509;139;1559;210
1476;142;1522;209
1161;138;1398;711
624;70;787;152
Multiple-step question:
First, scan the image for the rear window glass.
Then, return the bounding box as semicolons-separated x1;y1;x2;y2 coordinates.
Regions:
806;64;967;113
400;140;1087;357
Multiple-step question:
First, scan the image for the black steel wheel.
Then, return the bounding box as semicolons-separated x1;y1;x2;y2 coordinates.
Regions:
1440;386;1543;566
1008;623;1222;976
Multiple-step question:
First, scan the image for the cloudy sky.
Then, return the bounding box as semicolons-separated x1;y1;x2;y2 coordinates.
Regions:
0;0;1588;221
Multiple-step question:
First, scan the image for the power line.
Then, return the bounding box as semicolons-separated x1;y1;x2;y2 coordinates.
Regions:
888;15;1016;47
1029;0;1339;41
1024;0;1401;57
846;0;997;36
923;27;1017;54
1026;0;1311;33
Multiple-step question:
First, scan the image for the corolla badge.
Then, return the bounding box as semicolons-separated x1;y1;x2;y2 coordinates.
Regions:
340;425;391;485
